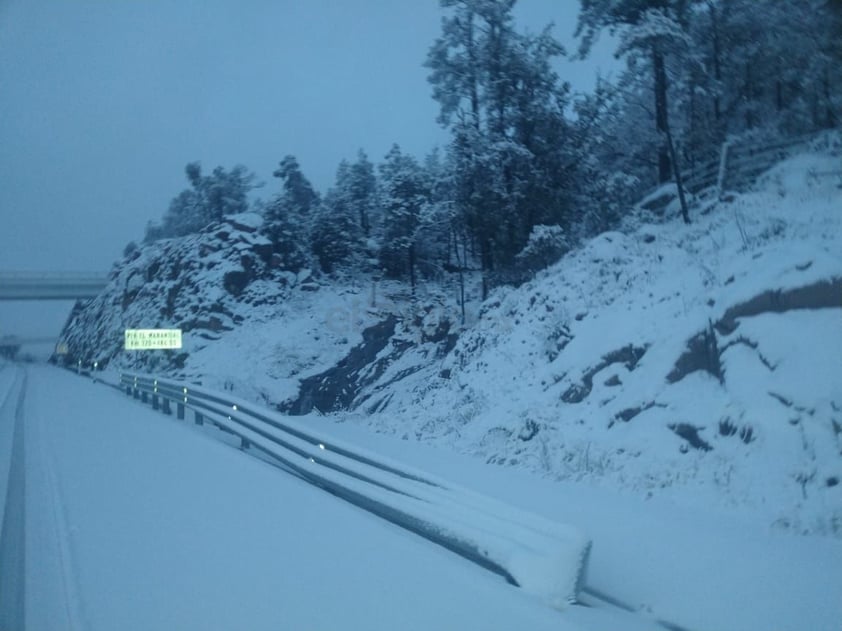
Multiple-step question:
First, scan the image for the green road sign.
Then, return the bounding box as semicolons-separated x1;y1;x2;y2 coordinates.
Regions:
124;329;182;350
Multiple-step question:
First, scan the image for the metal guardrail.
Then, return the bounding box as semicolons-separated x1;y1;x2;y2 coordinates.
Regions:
118;371;592;609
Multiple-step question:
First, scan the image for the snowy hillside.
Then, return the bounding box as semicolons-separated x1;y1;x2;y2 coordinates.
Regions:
61;139;842;537
347;147;842;536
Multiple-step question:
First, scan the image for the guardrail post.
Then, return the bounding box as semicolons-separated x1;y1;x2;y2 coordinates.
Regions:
177;402;185;420
141;391;148;403
152;394;159;411
133;387;139;400
194;411;203;426
240;437;250;450
162;398;171;415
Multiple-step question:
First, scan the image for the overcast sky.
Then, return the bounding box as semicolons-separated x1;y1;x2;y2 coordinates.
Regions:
0;0;617;341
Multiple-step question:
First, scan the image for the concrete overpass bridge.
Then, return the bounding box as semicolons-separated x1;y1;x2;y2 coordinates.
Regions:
0;336;57;345
0;335;59;359
0;271;108;300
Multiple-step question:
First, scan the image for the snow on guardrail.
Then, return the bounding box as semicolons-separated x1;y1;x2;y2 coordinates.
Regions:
117;371;592;609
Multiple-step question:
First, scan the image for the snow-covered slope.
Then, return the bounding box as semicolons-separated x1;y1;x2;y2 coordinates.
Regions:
354;148;842;536
62;139;842;537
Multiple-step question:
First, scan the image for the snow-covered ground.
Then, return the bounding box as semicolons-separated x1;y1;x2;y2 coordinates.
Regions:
3;362;841;630
359;148;842;535
2;364;587;631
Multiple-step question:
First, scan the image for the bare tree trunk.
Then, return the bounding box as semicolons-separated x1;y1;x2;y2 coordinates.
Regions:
480;237;492;301
453;230;467;325
665;124;691;225
466;12;481;131
654;48;671;184
744;62;754;130
709;1;722;125
408;243;416;295
824;66;837;128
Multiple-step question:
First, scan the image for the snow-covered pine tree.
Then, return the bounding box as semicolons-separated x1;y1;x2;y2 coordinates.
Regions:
145;162;256;241
514;224;570;279
576;0;695;185
378;144;432;292
426;0;574;295
347;150;379;238
262;155;319;272
309;160;365;275
272;156;319;214
574;0;841;205
699;0;841;137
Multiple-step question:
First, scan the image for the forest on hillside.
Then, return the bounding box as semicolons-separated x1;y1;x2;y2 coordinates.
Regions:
138;0;842;301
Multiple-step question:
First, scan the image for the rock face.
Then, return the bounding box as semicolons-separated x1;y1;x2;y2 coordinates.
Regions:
58;213;307;372
281;312;459;415
283;316;400;415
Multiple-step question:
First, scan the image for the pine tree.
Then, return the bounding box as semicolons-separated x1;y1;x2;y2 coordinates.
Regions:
262;155;319;272
703;0;841;136
426;0;574;295
378;145;432;292
309;161;365;275
576;0;695;184
272;155;319;215
347;150;379;238
145;162;256;241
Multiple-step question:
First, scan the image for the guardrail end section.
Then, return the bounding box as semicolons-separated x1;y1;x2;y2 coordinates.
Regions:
505;527;592;610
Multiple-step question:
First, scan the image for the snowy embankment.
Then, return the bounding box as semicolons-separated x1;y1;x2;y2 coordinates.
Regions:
327;147;842;537
313;412;842;631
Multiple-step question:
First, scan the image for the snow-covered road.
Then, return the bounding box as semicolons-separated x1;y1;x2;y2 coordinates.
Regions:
0;363;595;631
2;361;841;630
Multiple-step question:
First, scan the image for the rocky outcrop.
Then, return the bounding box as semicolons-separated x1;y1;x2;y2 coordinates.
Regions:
282;312;458;416
667;277;842;385
283;316;400;415
716;277;842;333
57;213;306;371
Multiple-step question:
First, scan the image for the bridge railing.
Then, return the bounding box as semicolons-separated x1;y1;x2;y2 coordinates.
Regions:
117;370;592;609
0;271;108;280
0;271;108;301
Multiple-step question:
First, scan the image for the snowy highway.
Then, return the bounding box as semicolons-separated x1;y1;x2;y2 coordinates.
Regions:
2;362;842;631
0;363;637;631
